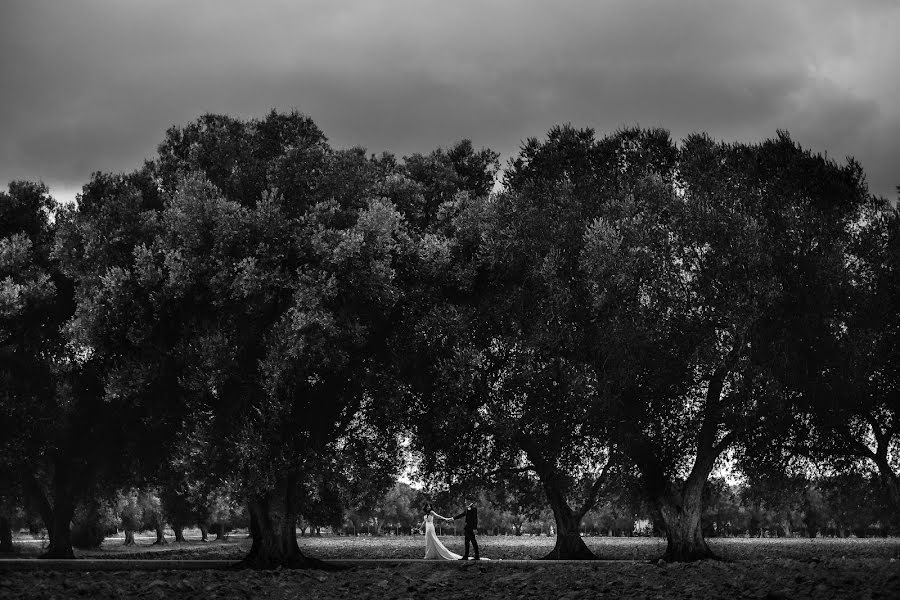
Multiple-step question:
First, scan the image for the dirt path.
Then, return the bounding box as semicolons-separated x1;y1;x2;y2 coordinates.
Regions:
1;559;897;599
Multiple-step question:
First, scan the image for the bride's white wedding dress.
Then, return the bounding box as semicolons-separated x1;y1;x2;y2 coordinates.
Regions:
423;512;462;560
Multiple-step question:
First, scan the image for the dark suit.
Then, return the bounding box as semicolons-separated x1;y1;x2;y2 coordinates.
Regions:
454;506;479;559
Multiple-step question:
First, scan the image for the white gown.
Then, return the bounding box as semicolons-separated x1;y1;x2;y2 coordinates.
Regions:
423;513;462;560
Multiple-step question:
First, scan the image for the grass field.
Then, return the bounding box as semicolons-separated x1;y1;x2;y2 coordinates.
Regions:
8;530;900;561
4;534;900;599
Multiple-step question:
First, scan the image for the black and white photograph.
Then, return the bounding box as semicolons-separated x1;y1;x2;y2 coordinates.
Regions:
1;1;898;598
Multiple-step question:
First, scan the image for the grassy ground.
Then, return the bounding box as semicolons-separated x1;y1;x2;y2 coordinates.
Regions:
8;531;900;561
5;534;899;598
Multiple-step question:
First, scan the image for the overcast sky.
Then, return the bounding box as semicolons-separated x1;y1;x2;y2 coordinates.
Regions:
2;0;898;203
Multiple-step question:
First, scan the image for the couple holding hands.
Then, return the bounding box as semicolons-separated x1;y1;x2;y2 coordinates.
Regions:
422;501;483;560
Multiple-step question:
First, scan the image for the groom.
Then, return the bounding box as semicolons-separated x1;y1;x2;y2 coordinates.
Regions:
453;500;479;560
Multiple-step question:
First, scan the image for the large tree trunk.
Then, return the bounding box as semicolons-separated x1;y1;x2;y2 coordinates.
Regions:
27;472;76;559
656;485;715;562
521;437;611;560
885;474;900;509
43;499;75;559
123;529;136;546
248;503;261;557
199;523;209;542
25;454;95;560
241;479;325;569
153;524;168;545
650;445;718;563
873;455;900;511
537;472;596;560
0;516;13;553
543;498;595;559
172;524;186;542
632;368;734;563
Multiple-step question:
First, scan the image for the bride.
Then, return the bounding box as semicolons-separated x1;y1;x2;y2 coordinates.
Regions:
421;503;462;560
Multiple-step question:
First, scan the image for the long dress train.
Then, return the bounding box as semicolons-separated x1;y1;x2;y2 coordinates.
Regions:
423;513;461;560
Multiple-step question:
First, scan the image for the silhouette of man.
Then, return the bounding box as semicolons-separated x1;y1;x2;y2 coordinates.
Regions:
453;500;479;560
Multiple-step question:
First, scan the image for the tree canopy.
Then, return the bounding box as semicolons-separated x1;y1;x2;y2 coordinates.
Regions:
0;111;893;566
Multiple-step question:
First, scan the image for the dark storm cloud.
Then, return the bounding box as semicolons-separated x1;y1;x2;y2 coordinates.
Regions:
1;0;898;202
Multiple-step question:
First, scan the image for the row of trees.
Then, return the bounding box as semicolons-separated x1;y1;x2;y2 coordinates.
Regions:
1;110;897;565
47;471;899;545
406;126;898;560
350;475;896;540
10;471;883;551
7;487;245;550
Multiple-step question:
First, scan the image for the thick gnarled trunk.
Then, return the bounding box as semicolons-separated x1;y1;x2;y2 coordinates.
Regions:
634;369;733;563
44;500;75;559
153;524;168;545
123;529;136;545
873;455;900;511
26;473;76;559
241;478;321;569
537;470;596;560
199;523;209;542
0;516;13;553
886;477;900;514
521;440;609;560
173;524;186;542
651;452;718;562
657;488;714;562
23;450;98;560
247;505;260;557
543;502;595;560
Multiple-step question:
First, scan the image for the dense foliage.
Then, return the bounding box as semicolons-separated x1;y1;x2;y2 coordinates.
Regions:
0;111;895;566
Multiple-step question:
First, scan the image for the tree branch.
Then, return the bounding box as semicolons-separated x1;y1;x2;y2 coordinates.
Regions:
863;413;889;458
685;429;737;492
711;429;737;457
696;335;747;461
696;365;728;456
577;459;614;519
848;437;877;461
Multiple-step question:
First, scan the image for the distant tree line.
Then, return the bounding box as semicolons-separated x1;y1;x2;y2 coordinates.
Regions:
4;470;893;552
340;475;896;540
1;110;897;566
